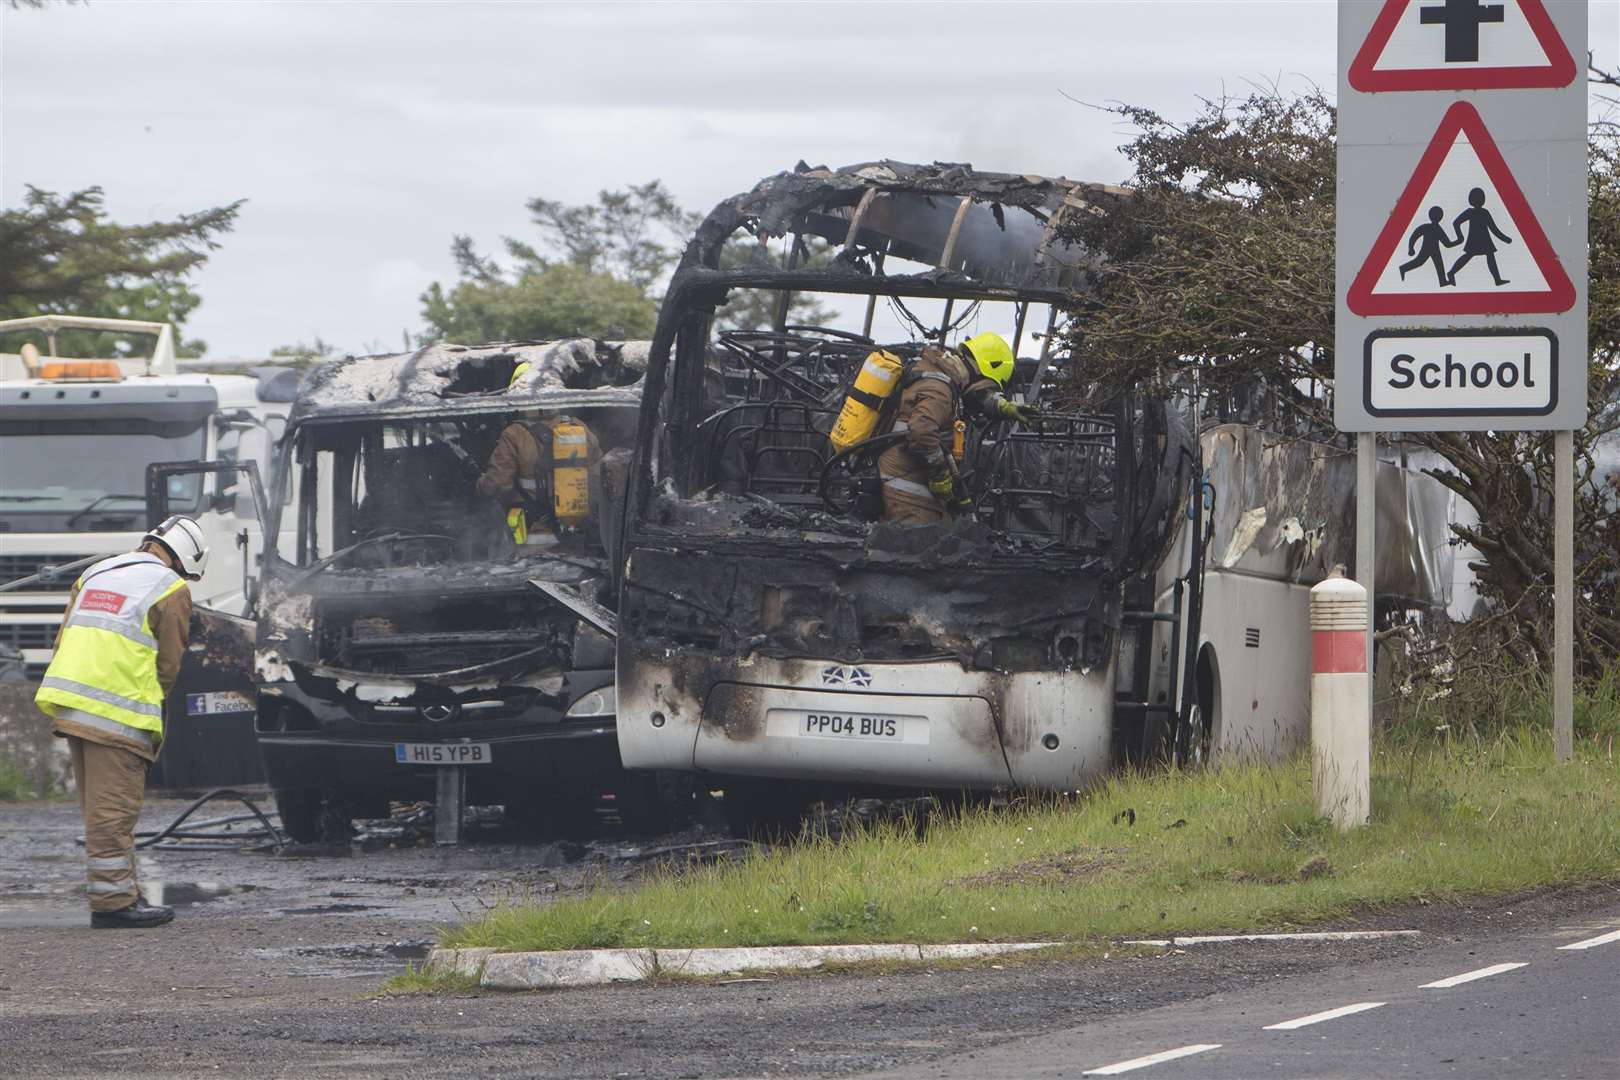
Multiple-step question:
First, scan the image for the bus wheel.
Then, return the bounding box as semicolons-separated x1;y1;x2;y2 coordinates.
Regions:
615;771;695;836
722;779;810;842
1176;651;1216;768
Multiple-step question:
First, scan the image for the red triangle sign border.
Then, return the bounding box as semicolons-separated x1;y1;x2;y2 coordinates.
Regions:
1346;101;1576;317
1348;0;1576;92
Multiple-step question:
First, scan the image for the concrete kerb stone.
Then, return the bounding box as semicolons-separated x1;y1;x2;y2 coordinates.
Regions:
429;933;1418;990
440;941;1063;990
482;948;652;988
426;947;496;980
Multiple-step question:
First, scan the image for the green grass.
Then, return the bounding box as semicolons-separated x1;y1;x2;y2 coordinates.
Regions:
445;723;1620;954
0;752;36;801
377;963;482;996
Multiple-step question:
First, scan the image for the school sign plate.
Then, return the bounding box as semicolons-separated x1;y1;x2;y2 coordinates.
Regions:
1335;0;1587;432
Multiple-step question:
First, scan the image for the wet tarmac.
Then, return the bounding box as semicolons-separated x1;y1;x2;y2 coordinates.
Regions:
0;791;731;972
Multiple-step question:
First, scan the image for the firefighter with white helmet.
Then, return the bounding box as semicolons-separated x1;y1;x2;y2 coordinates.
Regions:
875;332;1038;523
35;515;207;928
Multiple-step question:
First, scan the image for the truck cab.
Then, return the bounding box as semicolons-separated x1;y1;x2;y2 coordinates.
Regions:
0;315;293;785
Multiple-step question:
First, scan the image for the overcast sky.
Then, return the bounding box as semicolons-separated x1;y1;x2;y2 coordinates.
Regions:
4;0;1615;358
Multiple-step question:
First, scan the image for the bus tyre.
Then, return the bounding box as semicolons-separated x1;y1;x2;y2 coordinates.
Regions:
615;771;695;836
723;779;810;843
1175;651;1216;768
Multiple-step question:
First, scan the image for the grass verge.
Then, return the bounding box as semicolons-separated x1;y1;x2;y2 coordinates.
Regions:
444;725;1620;954
377;962;481;996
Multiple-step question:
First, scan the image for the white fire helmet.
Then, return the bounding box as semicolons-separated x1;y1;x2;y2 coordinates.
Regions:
144;515;209;580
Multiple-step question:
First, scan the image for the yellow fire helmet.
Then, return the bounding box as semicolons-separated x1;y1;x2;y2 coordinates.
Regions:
961;332;1015;389
509;360;533;389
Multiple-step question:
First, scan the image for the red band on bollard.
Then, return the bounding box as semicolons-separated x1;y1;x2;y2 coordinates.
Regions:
1312;630;1367;674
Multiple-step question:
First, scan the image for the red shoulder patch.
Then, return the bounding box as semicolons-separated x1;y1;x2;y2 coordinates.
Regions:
79;589;129;615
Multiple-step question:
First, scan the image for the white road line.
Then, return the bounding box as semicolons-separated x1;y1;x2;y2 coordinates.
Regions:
1083;1044;1222;1075
1421;962;1528;989
1123;930;1420;947
1558;929;1620;951
1264;1001;1386;1030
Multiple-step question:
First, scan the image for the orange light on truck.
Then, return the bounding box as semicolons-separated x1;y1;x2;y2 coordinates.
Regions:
40;361;123;380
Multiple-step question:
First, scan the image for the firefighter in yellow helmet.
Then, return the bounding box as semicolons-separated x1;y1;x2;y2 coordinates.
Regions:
475;360;600;545
876;332;1037;524
36;516;207;928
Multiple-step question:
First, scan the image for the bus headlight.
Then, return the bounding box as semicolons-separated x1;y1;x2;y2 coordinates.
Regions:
565;686;616;719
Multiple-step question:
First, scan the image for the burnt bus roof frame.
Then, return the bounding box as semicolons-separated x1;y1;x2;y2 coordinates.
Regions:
628;164;1123;548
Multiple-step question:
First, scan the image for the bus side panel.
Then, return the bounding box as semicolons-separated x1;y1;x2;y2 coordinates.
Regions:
1195;571;1311;762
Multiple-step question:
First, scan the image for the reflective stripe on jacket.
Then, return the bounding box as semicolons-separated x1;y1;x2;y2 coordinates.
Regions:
878;347;971;494
36;553;187;746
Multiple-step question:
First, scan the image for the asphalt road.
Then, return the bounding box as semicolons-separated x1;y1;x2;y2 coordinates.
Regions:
864;910;1620;1080
2;796;1616;1079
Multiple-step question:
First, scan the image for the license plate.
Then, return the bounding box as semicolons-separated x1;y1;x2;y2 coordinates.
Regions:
393;742;493;765
799;711;905;742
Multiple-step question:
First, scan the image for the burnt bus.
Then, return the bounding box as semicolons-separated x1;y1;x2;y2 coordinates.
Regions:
157;339;659;840
609;162;1192;834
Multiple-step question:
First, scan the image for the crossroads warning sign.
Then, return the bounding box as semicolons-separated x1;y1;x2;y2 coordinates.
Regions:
1348;0;1576;92
1345;101;1575;317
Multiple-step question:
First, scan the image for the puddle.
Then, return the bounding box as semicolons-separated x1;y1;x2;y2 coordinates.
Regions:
147;881;263;906
294;939;433;961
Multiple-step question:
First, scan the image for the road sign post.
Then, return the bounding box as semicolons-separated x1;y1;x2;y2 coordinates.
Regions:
1337;0;1586;763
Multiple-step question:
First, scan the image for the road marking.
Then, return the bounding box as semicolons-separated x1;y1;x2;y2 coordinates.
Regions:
1083;1044;1222;1075
1558;929;1620;951
1124;930;1420;947
1421;962;1528;988
1264;1001;1386;1030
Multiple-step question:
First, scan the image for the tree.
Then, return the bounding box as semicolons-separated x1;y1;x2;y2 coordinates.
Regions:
420;263;657;344
1055;87;1619;680
514;180;698;293
420;181;827;345
0;185;242;357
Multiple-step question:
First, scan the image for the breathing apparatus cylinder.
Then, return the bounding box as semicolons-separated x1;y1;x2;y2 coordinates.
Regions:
830;350;905;453
550;420;591;528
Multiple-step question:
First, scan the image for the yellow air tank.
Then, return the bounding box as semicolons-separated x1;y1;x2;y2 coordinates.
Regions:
830;349;904;454
550;420;591;528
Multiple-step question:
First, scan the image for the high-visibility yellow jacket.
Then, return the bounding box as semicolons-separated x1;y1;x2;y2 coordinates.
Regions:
36;552;190;760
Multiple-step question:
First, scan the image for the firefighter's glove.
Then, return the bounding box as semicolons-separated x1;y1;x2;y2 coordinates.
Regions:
995;398;1040;425
927;472;958;503
928;471;974;514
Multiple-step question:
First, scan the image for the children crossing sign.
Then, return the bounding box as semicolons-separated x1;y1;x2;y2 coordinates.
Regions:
1336;0;1586;432
1345;102;1576;317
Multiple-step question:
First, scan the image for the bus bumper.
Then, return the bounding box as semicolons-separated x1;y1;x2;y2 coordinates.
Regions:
616;653;1115;792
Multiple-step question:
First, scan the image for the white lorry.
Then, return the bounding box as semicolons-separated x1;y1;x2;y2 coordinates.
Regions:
0;315;295;785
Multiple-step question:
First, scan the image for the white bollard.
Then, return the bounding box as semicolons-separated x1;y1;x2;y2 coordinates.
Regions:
1310;574;1369;829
